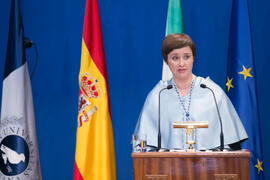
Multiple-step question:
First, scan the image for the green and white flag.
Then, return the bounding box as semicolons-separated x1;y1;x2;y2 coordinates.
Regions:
162;0;185;80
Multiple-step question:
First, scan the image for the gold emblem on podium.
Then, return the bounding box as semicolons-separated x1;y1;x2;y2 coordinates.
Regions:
173;121;208;151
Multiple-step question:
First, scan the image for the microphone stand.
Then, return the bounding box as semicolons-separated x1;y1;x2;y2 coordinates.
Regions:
200;84;224;151
157;85;172;151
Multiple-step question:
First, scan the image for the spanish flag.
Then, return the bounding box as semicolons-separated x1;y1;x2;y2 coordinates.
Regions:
73;0;116;179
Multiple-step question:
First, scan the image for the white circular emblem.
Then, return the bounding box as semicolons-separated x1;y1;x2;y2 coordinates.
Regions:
0;117;40;179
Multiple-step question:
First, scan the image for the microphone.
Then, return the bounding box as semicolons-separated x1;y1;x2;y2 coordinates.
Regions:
158;85;173;151
24;37;33;49
200;83;224;151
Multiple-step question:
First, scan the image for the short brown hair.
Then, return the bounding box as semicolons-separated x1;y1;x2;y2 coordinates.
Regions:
161;33;196;62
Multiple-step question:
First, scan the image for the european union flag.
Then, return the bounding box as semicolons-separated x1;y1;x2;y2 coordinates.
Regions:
226;0;264;179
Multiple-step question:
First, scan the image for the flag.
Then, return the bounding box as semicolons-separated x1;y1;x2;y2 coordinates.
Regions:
162;0;185;80
0;0;42;179
226;0;264;179
73;0;116;179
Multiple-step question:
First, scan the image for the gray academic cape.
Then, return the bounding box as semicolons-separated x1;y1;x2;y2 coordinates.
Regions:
134;76;248;150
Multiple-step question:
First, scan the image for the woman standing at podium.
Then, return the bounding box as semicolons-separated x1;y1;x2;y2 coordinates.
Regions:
134;33;247;151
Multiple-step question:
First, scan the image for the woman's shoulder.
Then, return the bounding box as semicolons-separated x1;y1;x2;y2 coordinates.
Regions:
145;79;173;98
149;80;171;93
196;76;219;87
140;80;172;108
195;76;225;94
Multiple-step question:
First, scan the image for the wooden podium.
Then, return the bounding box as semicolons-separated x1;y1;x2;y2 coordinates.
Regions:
132;150;250;180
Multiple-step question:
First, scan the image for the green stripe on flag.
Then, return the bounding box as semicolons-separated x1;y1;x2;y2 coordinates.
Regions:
166;0;184;35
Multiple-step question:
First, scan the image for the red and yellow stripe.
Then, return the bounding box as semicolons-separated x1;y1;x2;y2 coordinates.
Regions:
73;0;116;179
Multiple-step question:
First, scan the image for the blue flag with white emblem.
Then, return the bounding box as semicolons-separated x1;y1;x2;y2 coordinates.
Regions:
226;0;264;179
0;0;42;179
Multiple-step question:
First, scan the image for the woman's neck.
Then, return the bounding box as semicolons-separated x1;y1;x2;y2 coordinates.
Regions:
173;75;194;96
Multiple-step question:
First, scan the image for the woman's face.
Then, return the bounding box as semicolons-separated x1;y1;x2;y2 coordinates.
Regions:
167;46;194;81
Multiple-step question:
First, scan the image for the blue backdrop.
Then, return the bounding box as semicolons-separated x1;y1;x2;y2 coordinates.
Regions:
0;0;269;179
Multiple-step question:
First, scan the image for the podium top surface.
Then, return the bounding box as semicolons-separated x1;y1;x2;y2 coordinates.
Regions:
131;149;251;158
